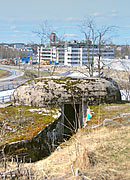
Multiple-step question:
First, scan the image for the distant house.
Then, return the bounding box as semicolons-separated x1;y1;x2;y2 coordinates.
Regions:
13;43;25;49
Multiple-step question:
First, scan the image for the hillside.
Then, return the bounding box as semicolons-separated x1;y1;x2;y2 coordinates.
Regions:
33;126;130;180
0;103;130;179
31;103;130;180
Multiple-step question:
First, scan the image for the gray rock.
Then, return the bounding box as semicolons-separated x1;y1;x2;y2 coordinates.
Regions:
12;77;121;107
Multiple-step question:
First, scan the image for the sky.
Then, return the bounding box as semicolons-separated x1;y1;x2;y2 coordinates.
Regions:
0;0;130;45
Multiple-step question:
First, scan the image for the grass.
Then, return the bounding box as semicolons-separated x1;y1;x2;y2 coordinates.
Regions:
88;103;130;126
0;102;130;179
23;69;59;79
32;126;130;179
0;69;11;78
104;69;130;81
0;105;60;145
31;102;130;180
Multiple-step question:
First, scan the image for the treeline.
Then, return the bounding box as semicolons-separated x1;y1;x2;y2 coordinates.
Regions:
114;45;130;58
0;46;28;59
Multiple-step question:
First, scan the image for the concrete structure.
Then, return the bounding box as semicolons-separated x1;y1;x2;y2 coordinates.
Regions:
38;40;114;66
9;76;121;161
12;77;120;107
12;76;121;131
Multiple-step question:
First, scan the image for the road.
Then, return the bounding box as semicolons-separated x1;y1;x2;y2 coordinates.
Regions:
0;60;130;102
0;65;25;102
0;65;24;82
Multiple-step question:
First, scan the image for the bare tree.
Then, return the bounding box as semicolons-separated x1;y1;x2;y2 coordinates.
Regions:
80;17;98;77
96;25;117;77
0;46;26;60
33;20;55;76
33;20;54;45
80;17;117;77
33;20;65;77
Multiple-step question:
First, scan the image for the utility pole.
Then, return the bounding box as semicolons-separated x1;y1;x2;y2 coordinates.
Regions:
18;50;20;69
38;45;41;77
0;45;3;61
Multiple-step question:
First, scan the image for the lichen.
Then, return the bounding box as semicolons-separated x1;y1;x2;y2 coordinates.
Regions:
61;79;82;91
0;105;60;146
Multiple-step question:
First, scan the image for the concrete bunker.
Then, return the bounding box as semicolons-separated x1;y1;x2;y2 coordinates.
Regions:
2;77;121;161
12;76;121;140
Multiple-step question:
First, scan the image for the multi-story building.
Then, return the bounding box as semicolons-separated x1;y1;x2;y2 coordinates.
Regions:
38;40;114;66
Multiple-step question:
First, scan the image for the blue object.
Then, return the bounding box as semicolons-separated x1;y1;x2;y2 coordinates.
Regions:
22;56;30;63
49;61;59;65
87;113;92;120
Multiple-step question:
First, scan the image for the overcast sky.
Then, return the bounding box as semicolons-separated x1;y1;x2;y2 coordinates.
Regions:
0;0;130;44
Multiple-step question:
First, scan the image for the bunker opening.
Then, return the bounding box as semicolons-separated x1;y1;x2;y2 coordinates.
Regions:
63;104;82;138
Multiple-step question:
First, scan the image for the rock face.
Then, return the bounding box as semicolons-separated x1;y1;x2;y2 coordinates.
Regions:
12;77;121;107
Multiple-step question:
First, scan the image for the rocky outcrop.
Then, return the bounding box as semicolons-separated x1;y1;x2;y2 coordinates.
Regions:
12;77;121;107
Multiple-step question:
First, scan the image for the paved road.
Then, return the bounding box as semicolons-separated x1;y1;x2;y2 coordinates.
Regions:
0;65;26;102
0;65;24;82
0;65;25;102
0;62;129;103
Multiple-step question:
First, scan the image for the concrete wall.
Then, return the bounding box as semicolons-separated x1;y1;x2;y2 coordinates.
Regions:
0;116;64;162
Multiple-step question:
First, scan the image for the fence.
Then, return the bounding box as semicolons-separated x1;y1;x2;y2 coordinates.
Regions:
0;81;24;103
86;112;130;130
0;95;12;103
0;82;21;92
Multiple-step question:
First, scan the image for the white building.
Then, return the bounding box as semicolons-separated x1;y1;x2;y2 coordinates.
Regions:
38;40;114;66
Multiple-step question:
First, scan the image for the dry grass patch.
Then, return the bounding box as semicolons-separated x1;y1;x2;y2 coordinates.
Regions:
89;103;130;126
0;103;130;179
0;69;11;78
32;124;130;179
